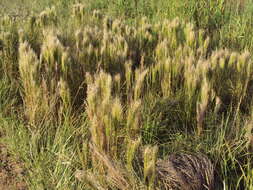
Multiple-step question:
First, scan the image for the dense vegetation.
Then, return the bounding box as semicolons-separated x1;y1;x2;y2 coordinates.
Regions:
1;0;253;189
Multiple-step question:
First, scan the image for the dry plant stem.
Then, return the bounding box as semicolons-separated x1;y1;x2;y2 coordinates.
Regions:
232;77;250;132
75;170;107;190
89;143;130;190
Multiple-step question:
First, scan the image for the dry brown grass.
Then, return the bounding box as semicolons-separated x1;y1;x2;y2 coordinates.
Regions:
226;0;247;12
156;153;215;190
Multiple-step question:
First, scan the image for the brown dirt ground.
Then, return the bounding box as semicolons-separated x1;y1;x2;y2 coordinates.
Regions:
0;144;27;190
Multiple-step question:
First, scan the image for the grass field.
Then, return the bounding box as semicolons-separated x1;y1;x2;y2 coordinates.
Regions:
1;0;253;189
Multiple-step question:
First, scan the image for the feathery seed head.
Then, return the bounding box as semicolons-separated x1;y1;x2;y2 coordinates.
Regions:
92;9;102;19
126;138;141;172
127;100;142;139
143;145;158;189
72;3;86;20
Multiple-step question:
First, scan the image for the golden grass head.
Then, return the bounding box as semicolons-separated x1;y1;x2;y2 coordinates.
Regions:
59;77;71;111
185;23;196;48
126;137;141;172
1;15;13;26
19;41;39;82
41;29;64;67
38;6;57;26
134;68;149;100
238;50;251;72
143;145;158;189
126;100;142;139
19;41;42;124
103;16;112;30
92;9;102;20
196;77;211;136
72;3;86;20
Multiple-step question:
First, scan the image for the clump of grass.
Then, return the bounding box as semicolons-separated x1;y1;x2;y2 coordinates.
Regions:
18;41;41;125
83;70;146;189
0;17;19;81
156;153;215;190
18;30;73;125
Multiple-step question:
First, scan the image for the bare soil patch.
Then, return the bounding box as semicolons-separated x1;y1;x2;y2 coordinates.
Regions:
0;144;27;190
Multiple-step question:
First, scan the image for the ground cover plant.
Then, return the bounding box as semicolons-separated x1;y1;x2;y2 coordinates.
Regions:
1;0;253;189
